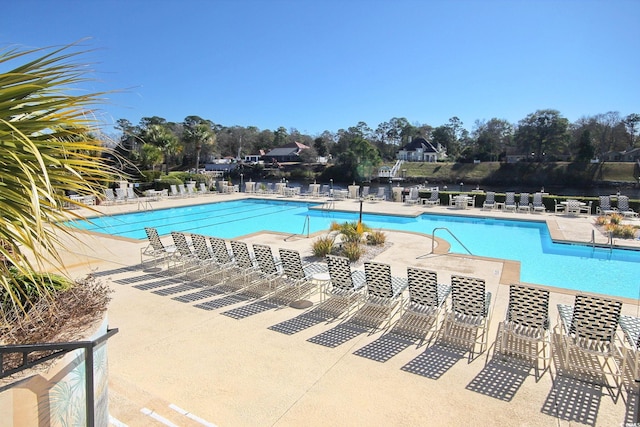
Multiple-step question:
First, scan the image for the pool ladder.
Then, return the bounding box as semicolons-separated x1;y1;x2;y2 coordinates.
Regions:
284;215;310;241
590;230;614;251
417;227;473;258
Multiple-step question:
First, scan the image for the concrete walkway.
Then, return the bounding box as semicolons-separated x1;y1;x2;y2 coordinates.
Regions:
54;193;640;426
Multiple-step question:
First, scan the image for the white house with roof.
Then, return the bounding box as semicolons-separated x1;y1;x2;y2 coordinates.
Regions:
397;136;446;162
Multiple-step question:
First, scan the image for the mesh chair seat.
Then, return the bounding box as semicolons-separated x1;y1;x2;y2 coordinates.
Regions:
395;268;450;340
141;227;177;268
441;275;491;358
322;255;366;317
557;294;624;397
495;284;550;377
354;262;408;329
504;192;517;212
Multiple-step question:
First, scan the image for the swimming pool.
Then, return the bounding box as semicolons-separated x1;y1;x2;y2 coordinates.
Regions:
64;199;640;300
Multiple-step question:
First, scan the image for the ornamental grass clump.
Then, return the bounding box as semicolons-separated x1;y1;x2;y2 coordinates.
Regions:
312;236;335;257
366;230;387;246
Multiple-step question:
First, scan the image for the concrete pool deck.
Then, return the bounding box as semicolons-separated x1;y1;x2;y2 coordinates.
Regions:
52;192;640;426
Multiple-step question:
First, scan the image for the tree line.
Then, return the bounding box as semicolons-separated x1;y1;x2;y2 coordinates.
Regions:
113;110;639;180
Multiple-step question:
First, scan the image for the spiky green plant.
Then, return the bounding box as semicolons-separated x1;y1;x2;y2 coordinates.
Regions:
0;43;120;313
312;236;335;257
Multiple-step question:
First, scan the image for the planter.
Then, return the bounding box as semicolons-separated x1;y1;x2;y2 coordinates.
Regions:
0;315;112;427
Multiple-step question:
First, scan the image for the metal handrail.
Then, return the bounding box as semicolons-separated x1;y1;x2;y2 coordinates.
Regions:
284;215;310;241
0;328;118;426
424;227;473;257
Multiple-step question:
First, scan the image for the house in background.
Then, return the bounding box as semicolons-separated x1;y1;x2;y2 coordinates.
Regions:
397;136;446;162
600;147;640;162
264;142;310;163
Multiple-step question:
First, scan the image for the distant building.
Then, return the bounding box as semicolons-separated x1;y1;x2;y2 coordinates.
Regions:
397;137;446;162
600;147;640;162
264;142;310;163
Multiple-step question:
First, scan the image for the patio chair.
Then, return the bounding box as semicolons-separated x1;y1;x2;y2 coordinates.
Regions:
115;187;128;203
126;187;143;203
178;184;188;197
423;190;440;207
495;284;551;377
557;294;624;396
276;248;328;304
187;234;226;283
441;275;492;359
394;267;450;342
141;227;176;267
102;188;118;205
250;244;285;296
566;199;584;215
371;187;386;201
596;195;617;215
168;231;198;272
517;192;531;213
361;186;371;200
404;187;420;205
354;261;408;329
619;315;640;382
229;240;262;290
199;182;210;194
482;191;496;210
554;199;565;214
209;236;236;276
169;184;180;197
504;192;517;212
617;195;638;218
321;255;366;317
531;192;546;213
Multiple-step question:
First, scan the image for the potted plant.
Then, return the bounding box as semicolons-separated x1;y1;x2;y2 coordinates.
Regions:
0;42;121;426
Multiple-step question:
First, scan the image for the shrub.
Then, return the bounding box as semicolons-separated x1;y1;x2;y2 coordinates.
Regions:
605;224;636;239
366;230;387;246
1;269;73;312
594;216;609;226
141;170;162;182
312;236;335;257
609;213;623;225
341;241;364;261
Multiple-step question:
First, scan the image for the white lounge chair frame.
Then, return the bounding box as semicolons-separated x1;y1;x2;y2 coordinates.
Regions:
394;267;450;342
441;275;492;359
557;294;625;399
495;284;551;378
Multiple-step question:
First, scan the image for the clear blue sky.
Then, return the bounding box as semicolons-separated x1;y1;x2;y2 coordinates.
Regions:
2;0;638;136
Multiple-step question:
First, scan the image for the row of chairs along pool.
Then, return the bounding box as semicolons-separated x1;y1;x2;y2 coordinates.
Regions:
140;226;640;400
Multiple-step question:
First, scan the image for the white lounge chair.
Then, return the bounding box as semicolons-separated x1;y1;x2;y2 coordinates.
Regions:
371;187;386;202
141;227;176;268
404;187;420;205
353;261;407;330
321;254;366;317
517;192;531;213
531;192;546;213
276;248;328;304
504;192;517;212
441;275;492;359
557;294;624;398
482;192;495;210
617;195;638;218
394;267;449;342
423;190;440;207
495;284;551;378
597;195;617;215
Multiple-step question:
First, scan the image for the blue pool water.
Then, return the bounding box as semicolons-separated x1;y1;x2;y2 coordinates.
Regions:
64;199;640;299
